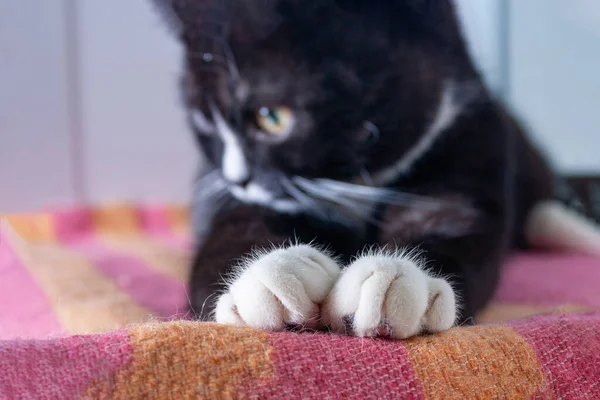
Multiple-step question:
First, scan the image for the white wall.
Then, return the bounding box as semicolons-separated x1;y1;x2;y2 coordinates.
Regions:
0;1;76;212
78;0;196;206
455;0;506;94
508;0;600;173
0;0;197;213
1;0;598;212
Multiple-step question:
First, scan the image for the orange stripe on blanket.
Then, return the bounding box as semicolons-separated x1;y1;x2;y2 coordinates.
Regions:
2;214;55;242
84;322;274;399
477;302;597;324
165;206;191;235
92;205;141;235
95;233;191;282
8;234;153;334
404;325;545;399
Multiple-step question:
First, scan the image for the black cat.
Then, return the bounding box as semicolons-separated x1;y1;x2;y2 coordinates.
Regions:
150;0;575;338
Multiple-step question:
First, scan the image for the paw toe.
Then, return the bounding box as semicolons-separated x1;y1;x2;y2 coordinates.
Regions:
422;278;456;332
322;251;457;339
214;293;244;326
215;244;341;331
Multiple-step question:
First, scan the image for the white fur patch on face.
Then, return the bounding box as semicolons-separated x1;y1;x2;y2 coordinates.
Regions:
230;181;303;213
375;80;476;185
230;182;272;204
209;105;250;184
214;244;342;330
321;248;457;339
271;199;303;213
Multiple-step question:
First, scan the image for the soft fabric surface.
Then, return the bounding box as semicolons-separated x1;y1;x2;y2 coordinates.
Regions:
1;204;600;399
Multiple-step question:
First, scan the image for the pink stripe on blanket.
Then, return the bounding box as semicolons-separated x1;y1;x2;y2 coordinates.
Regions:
251;332;423;399
139;205;173;234
68;237;189;319
53;206;192;252
512;313;600;399
0;234;62;339
496;253;600;307
148;232;193;253
138;206;192;250
51;207;93;242
0;330;132;399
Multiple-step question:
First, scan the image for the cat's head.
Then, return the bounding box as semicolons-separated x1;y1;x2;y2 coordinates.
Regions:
152;0;483;215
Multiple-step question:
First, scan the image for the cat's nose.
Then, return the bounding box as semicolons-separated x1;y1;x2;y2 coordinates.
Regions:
224;170;252;188
236;177;252;189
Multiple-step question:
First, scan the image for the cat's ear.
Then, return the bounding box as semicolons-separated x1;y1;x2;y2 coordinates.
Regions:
148;0;233;37
381;0;466;49
149;0;282;44
230;0;283;44
335;0;458;35
335;0;443;14
401;0;457;23
148;0;186;35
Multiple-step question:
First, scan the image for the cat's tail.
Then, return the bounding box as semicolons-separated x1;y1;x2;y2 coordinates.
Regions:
526;200;600;258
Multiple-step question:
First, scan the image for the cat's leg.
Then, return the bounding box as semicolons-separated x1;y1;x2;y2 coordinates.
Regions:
321;195;508;338
214;244;341;330
189;204;289;320
321;249;457;339
190;204;356;324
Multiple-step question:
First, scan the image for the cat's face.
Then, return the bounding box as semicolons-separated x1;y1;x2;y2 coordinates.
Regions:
154;0;478;214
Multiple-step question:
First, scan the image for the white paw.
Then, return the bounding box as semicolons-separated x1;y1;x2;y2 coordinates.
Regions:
321;250;457;339
214;244;341;330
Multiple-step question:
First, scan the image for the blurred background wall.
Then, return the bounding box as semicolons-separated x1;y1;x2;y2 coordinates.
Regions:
1;0;599;212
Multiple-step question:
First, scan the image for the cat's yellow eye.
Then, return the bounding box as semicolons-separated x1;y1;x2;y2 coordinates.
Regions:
255;106;294;136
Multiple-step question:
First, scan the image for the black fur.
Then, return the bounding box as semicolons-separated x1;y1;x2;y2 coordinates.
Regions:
151;0;555;323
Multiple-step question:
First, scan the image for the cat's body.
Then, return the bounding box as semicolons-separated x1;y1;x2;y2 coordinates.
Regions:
153;0;561;337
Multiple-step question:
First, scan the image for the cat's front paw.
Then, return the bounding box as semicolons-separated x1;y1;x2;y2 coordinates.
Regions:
321;250;457;339
214;244;341;330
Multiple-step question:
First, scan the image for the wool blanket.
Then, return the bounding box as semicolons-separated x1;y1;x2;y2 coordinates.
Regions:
1;205;599;399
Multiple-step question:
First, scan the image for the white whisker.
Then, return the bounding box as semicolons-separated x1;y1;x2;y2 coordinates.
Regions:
360;168;375;187
197;180;228;202
194;170;228;203
295;179;369;212
296;177;443;208
281;178;328;219
293;178;378;223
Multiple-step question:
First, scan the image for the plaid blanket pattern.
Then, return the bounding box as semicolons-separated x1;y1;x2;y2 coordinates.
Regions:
1;204;599;399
